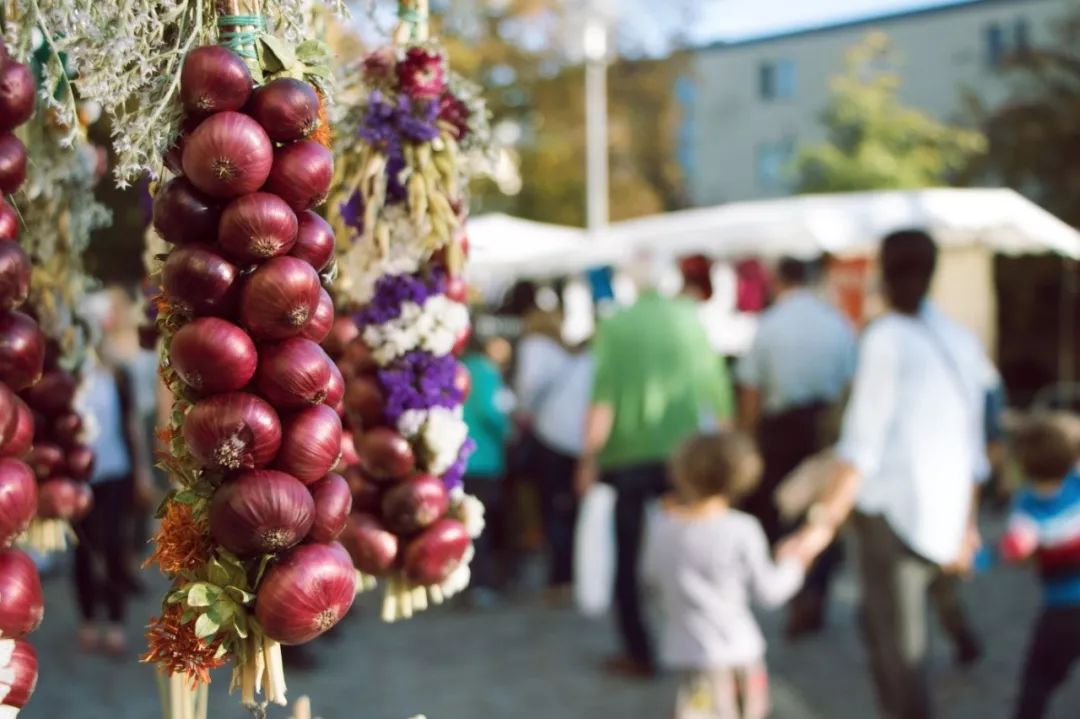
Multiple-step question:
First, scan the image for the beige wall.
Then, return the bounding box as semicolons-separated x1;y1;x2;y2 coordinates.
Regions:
684;0;1067;205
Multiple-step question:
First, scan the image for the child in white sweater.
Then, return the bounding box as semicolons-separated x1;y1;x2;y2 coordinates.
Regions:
642;432;807;719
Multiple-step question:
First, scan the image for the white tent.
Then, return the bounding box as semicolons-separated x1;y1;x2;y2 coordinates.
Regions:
466;214;600;280
605;188;1080;260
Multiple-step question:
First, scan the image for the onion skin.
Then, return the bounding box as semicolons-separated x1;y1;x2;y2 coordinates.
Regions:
0;201;18;242
51;411;83;448
218;192;298;264
344;376;385;432
453;362;472;400
0;638;38;708
403;518;471;585
343;466;381;513
249;78;321;143
307;473;352;543
0;242;29;311
445;276;468;304
25;443;63;481
36;478;86;521
322;318;360;360
289;211;335;272
20;369;76;416
152;177;220;246
336;431;360;472
170;317;257;394
356;428;415;481
209;470;314;557
274;405;342;484
262;140;334;211
161;245;238;318
0;548;43;638
381;475;449;535
343;338;377;376
255;338;334;410
183;392;282;471
255;541;356;645
0;133;26;197
0;399;31;459
301;288;333;344
0;459;36;545
180;46;252;115
239;256;321;341
64;445;94;482
0;62;35;132
0;311;44;391
342;513;398;576
324;359;345;410
182;111;273;199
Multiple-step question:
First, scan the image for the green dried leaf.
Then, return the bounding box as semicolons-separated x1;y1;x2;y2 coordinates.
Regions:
259;35;296;74
207;558;231;588
225;586;255;604
194;612;220;640
187;582;219;608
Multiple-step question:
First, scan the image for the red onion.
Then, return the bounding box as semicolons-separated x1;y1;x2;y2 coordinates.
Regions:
403;518;471;585
25;443;62;481
180;46;252;115
344;376;385;432
336;431;360;471
445;276;468;304
301;288;333;344
249;78;321;143
152;176;220;246
0;387;14;439
209;470;314;557
219;192;298;264
0;638;38;709
381;475;449;535
0;134;26;195
344;338;377;376
324;359;344;410
453;325;471;356
170;317;257;394
0;201;17;242
64;445;94;482
163;116;202;176
183;392;282;471
161;245;238;318
239;256;321;340
0;459;35;545
0;311;44;391
290;211;335;272
21;369;76;416
51;411;83;447
344;466;381;513
453;362;471;400
274;405;342;484
182;111;273;199
0;242;29;313
262;141;333;211
0;399;31;459
356;428;415;481
37;478;87;521
307;473;352;543
255;338;334;410
322;318;360;360
254;541;356;645
341;513;398;576
0;548;43;638
0;63;34;132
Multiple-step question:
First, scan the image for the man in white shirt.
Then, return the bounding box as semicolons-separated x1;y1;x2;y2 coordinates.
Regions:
781;230;991;719
736;258;856;638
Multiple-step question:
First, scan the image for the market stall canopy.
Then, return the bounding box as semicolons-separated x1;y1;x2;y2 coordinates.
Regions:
466;213;604;280
604;188;1080;261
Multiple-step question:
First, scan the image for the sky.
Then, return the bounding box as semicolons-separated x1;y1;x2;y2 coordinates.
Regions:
621;0;978;52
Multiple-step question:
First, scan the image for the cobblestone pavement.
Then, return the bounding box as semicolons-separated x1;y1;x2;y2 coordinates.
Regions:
22;516;1080;719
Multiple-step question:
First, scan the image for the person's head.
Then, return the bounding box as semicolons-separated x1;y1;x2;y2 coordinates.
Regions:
775;257;808;293
880;229;938;315
1011;412;1080;487
622;250;669;295
670;431;762;504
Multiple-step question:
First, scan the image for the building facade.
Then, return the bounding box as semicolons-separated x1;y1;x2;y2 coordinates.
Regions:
681;0;1068;205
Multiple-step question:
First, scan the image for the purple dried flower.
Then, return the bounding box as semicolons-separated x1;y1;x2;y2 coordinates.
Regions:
356;271;446;327
441;438;476;491
377;351;464;427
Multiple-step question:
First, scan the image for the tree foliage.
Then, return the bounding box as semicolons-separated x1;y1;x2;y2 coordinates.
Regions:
795;32;986;193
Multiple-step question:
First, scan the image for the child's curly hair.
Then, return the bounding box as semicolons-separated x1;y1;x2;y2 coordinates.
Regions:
1011;411;1080;483
671;431;762;502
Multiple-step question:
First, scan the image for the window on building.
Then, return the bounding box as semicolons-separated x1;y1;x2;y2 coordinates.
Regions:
759;59;795;100
1014;19;1031;57
986;19;1032;68
755;137;796;194
985;22;1006;67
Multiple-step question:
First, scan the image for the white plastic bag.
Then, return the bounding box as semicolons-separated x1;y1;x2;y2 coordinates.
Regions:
574;483;617;617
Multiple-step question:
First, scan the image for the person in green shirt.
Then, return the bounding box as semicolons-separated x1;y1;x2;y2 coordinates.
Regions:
576;255;733;678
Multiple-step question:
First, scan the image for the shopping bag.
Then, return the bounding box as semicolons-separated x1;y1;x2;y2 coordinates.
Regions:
574;483;617;616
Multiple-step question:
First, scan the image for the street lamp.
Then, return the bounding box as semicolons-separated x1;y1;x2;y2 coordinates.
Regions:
583;4;611;237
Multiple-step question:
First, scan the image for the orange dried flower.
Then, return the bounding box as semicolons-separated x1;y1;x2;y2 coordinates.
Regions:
310;90;332;149
146;502;212;575
143;603;227;687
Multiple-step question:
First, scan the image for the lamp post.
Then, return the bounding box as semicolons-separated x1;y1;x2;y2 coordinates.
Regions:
583;5;611;237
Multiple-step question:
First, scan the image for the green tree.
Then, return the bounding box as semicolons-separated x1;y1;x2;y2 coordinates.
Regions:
795;32;986;193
